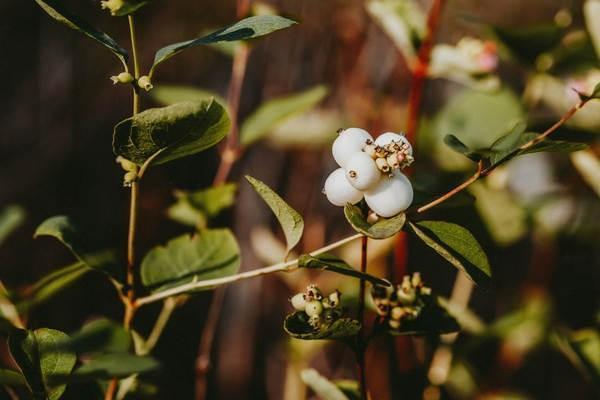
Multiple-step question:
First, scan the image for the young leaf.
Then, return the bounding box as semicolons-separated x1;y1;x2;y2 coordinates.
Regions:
9;328;76;400
0;205;25;245
151;15;297;73
344;204;406;239
245;176;304;256
112;99;230;166
300;369;350;400
34;216;118;276
298;254;389;286
73;354;159;380
33;0;128;67
240;86;328;146
384;298;461;336
140;229;241;293
21;261;91;308
408;221;491;285
284;312;361;341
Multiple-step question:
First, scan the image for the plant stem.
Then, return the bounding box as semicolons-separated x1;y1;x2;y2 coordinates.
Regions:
357;235;368;400
140;297;179;355
417;99;590;214
405;0;446;143
135;233;362;306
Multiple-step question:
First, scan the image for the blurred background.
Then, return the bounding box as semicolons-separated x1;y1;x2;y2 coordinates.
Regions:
0;0;599;399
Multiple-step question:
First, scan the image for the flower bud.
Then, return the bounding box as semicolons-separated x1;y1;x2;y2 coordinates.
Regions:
305;300;323;317
111;71;134;85
308;314;321;328
391;306;405;321
328;290;341;308
137;75;153;91
375;157;391;173
386;153;400;169
290;293;306;311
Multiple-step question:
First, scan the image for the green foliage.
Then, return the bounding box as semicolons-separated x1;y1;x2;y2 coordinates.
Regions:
552;328;600;387
60;319;131;355
34;216;118;277
344;204;406;239
284;312;361;341
151;15;297;73
240;85;329;146
112;99;230;166
245;176;304;256
0;205;25;245
151;85;226;108
0;369;27;387
168;183;237;228
492;23;564;64
9;328;76;400
298;254;390;286
408;221;491;285
21;261;90;309
383;297;461;336
140;229;241;293
33;0;128;67
74;353;159;380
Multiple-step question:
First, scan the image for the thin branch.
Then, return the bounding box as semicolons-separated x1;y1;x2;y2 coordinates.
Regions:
135;234;362;307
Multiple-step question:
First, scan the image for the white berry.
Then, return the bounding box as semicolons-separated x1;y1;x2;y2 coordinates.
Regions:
305;300;323;317
375;132;413;156
290;293;306;311
364;172;414;217
332;128;373;168
345;152;381;191
323;168;364;206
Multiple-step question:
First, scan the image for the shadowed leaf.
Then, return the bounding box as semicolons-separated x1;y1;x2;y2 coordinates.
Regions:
344;204;406;239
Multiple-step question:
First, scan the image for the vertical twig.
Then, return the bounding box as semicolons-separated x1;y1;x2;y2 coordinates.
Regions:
358;235;368;400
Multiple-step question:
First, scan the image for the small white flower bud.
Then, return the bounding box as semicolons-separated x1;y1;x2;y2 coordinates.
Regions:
375;157;391;173
111;72;134;85
290;293;306;311
386;153;400;169
308;314;321;328
411;272;422;288
305;300;323;317
137;75;153;91
328;290;341;308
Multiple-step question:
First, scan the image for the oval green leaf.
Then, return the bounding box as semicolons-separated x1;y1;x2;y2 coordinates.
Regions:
408;221;491;285
298;254;389;286
33;0;128;67
140;228;241;293
151;15;297;74
284;312;360;341
245;176;304;256
344;204;406;239
73;353;159;380
112;99;230;166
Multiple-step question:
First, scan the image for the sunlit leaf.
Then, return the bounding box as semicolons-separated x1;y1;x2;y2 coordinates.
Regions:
140;229;241;293
245;176;304;256
9;328;76;400
21;261;90;308
344;204;406;239
33;0;128;67
298;254;389;286
151;15;297;73
113;99;230;166
408;221;491;285
240;86;328;146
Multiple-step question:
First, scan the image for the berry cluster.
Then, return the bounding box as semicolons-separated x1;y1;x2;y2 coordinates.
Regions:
372;273;432;330
290;285;342;329
324;128;414;218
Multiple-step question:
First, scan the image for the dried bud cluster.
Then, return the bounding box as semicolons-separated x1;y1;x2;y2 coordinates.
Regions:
290;284;342;329
363;137;414;174
372;273;432;330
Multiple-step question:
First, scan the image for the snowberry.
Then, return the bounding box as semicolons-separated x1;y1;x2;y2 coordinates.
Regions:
364;172;414;217
345;152;381;191
305;300;323;317
374;132;413;156
323;168;364;206
290;293;306;311
332;128;373;168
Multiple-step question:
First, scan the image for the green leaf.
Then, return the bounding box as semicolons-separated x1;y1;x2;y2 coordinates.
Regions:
168;184;237;228
140;228;241;293
101;0;149;16
0;369;27;387
9;328;76;400
33;0;128;67
343;204;406;239
60;319;131;355
151;15;297;73
298;254;389;286
552;328;600;386
112;99;230;166
0;205;25;245
151;85;226;108
245;176;304;256
21;261;90;308
240;86;328;146
300;369;350;400
408;221;491;285
34;216;118;276
74;354;159;380
385;298;461;336
284;312;360;341
443;135;483;162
